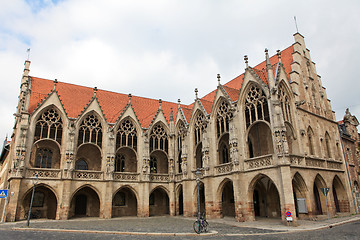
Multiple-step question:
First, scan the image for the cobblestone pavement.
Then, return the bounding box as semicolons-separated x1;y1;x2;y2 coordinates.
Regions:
0;214;359;238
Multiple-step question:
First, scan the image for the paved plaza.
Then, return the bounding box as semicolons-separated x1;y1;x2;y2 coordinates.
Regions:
1;214;360;237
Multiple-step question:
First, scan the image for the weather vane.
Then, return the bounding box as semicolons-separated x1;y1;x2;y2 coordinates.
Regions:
26;48;31;61
294;16;299;33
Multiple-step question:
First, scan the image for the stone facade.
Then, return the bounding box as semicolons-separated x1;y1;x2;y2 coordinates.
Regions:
0;33;356;223
339;109;360;212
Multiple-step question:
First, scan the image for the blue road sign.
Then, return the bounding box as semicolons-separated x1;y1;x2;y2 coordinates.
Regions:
0;190;8;198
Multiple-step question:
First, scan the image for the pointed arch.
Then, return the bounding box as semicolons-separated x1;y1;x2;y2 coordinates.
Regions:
116;117;138;152
77;111;103;148
70;185;101;218
149;121;169;154
278;81;293;123
34;106;63;145
248;174;281;218
30;139;61;169
21;184;58;220
112;186;138;217
324;131;332;159
292;172;308;217
313;174;327;215
241;83;270;128
149;186;170;216
216;178;235;217
176;120;186;173
285;122;299;154
247;121;273;158
332;175;350;213
307;126;315;156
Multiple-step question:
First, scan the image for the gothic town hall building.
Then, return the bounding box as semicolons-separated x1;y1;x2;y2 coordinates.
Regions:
0;33;355;223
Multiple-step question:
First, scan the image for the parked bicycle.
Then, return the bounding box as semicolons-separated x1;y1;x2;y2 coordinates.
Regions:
193;212;208;234
24;210;41;219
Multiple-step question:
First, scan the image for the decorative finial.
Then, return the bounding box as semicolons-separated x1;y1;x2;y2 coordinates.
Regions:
244;55;249;68
195;88;198;99
265;48;271;66
178;99;181;108
93;87;97;96
128;93;132;103
53;79;58;90
170;107;174;121
159;99;162;109
217;74;221;86
276;50;281;63
26;48;31;61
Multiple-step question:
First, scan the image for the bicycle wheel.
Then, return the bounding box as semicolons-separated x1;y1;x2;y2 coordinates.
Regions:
203;220;208;232
193;220;202;234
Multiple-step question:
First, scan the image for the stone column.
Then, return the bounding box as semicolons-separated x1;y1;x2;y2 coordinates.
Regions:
57;180;71;220
5;178;22;221
101;181;113;219
279;165;297;223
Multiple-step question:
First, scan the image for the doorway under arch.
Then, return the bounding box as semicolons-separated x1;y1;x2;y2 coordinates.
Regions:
112;187;138;217
221;180;235;217
149;187;169;216
70;186;100;218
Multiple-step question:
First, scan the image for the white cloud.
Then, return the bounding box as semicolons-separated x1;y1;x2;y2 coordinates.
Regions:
1;0;360;140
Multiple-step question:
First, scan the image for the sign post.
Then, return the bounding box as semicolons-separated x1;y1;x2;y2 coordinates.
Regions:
321;188;330;220
0;190;9;223
285;211;293;226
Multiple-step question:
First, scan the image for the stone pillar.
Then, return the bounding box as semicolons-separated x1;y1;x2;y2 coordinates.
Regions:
5;178;22;222
233;176;254;222
57;180;71;220
169;182;175;216
101;181;113;219
279;165;297;223
139;182;149;217
182;180;195;217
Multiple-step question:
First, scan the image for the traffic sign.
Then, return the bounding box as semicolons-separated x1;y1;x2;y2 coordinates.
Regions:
0;190;8;198
321;188;330;196
286;211;292;217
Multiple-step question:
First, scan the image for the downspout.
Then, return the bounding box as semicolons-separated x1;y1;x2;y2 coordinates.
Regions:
339;127;358;213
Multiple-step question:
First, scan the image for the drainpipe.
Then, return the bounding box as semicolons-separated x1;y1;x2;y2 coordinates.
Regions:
339;127;358;214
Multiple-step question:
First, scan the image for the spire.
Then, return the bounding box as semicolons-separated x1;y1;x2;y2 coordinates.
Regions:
158;99;162;109
170;107;174;121
93;87;98;97
128;93;132;104
244;55;249;68
53;79;58;90
178;99;181;108
265;49;275;91
195;88;198;100
276;50;281;63
217;74;221;86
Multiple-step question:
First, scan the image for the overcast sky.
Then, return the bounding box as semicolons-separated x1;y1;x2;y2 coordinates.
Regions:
1;0;360;141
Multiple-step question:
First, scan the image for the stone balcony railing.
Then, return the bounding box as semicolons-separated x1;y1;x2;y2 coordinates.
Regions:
113;172;139;181
26;168;62;179
175;173;184;181
150;173;170;182
73;170;103;180
244;154;273;170
290;154;343;171
214;162;233;175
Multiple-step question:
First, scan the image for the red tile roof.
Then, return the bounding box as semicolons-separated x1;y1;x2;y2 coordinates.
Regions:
27;45;295;128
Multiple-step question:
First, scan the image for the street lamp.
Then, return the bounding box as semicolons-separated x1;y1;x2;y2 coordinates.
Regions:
27;173;38;227
195;168;202;223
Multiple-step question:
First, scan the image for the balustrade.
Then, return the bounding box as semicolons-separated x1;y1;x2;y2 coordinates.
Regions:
73;170;103;180
245;154;273;170
113;172;139;181
214;162;233;174
26;168;61;179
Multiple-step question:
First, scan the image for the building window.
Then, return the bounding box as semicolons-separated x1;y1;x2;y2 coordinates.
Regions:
216;100;232;138
150;156;157;173
194;112;206;146
78;114;103;147
75;159;88;170
35;148;53;168
116;119;137;151
245;85;269;128
34;108;63;144
115;154;125;172
149;124;168;153
278;83;292;123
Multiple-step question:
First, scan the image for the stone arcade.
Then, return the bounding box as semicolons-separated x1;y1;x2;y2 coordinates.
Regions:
0;33;355;223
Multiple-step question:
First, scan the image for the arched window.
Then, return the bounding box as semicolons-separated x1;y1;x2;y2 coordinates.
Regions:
116;119;137;151
35;148;53;168
177;121;186;173
311;84;317;108
78;114;103;147
34;108;63;144
150;156;157;173
245;85;269;128
216;100;232;138
115;154;125;172
325;132;332;158
194;112;207;146
278;83;292;123
221;144;229;164
75;159;88;170
307;127;315;155
149;124;168;153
